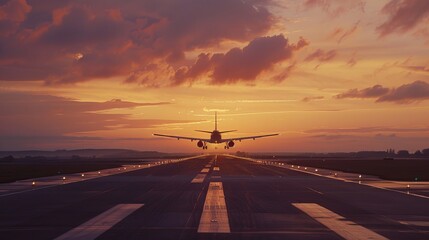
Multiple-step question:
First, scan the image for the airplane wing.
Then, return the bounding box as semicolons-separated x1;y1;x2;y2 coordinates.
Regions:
222;133;279;142
153;133;210;142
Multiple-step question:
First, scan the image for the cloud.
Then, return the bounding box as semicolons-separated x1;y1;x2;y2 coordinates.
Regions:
402;65;429;73
302;96;324;102
377;80;429;103
0;91;181;139
0;0;276;85
304;49;337;62
329;21;360;44
335;81;429;103
173;35;307;85
335;85;389;99
0;0;31;36
304;0;365;17
306;127;429;134
377;0;429;37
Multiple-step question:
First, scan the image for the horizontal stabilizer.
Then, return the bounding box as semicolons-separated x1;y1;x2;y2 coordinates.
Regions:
219;130;237;134
195;130;212;134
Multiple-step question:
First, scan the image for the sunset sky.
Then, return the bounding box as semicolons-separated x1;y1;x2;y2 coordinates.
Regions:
1;0;429;152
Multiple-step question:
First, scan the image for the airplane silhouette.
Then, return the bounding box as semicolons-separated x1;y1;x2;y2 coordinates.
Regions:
153;112;278;149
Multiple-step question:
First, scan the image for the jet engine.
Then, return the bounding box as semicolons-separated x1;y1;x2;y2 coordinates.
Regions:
228;140;235;148
197;140;204;148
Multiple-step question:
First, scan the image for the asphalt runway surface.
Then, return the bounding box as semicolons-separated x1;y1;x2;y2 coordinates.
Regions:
0;155;428;240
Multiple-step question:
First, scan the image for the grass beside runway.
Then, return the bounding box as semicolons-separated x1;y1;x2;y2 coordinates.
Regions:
0;162;122;183
285;158;429;181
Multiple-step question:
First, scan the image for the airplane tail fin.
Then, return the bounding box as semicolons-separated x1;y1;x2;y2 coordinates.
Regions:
215;111;217;131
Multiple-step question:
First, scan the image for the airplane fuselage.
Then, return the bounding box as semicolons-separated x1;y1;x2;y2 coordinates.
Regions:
210;130;222;143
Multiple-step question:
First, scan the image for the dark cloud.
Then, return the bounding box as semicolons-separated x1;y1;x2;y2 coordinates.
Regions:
304;49;337;62
377;0;429;36
335;84;389;99
335;81;429;104
173;35;307;85
0;0;276;85
377;80;429;103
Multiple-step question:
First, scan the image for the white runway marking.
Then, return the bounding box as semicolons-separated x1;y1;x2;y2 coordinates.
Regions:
293;203;388;240
55;204;143;240
192;174;207;183
205;164;211;168
213;167;220;171
201;168;210;173
198;182;230;233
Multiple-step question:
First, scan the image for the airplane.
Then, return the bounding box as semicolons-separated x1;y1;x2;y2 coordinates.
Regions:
153;112;278;149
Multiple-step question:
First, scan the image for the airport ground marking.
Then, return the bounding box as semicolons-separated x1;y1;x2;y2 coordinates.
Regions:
192;174;207;183
214;167;220;171
198;181;231;233
293;203;388;240
54;204;143;240
201;168;210;173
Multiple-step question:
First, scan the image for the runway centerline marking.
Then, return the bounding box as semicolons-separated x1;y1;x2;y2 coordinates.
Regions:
201;168;210;173
198;182;230;233
293;203;388;240
54;204;143;240
213;167;220;171
191;174;207;183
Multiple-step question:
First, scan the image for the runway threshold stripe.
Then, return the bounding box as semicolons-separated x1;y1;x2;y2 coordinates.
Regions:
192;174;207;183
198;182;230;233
54;204;143;240
213;167;220;171
201;168;210;173
293;203;388;240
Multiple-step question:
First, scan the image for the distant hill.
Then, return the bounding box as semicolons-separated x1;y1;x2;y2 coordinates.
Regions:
0;149;171;159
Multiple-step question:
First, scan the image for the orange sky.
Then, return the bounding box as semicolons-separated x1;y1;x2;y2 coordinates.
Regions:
1;0;429;152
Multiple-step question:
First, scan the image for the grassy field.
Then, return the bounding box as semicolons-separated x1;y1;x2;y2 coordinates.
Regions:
0;162;122;183
286;159;429;181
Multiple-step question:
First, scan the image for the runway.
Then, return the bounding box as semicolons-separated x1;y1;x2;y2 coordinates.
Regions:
0;155;428;239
